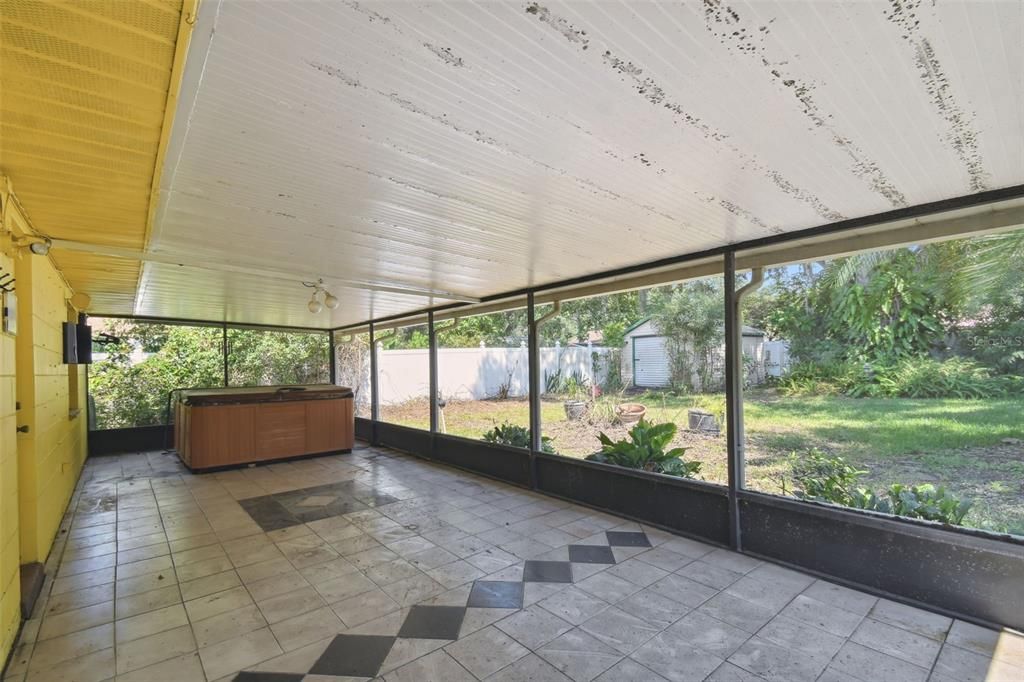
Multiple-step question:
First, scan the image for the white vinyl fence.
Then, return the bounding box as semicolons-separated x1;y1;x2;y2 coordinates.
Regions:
340;344;610;407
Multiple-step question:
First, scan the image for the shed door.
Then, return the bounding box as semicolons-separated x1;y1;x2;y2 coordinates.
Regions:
632;336;671;387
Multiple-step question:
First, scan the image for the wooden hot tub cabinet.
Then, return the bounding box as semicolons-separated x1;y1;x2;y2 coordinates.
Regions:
174;385;354;470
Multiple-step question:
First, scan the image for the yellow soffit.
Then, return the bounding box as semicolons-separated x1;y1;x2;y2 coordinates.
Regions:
0;0;199;314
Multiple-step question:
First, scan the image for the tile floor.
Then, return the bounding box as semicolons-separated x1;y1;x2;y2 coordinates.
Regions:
4;444;1023;682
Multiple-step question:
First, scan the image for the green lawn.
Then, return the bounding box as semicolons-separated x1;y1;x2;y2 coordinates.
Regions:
744;394;1024;458
380;391;1024;535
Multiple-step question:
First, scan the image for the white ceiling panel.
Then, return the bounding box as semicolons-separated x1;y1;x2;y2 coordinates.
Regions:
122;0;1022;328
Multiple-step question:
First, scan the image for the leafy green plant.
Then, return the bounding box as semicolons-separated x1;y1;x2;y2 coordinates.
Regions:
585;419;701;478
785;449;866;506
543;368;564;394
887;484;973;525
786;450;973;526
562;374;591;402
482;421;555;454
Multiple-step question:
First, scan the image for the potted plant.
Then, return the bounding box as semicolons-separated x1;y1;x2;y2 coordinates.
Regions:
562;375;590;420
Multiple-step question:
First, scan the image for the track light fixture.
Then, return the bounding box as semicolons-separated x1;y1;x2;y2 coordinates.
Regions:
302;278;338;314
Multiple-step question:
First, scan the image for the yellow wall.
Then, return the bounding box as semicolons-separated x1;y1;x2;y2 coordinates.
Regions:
0;249;20;667
1;188;88;665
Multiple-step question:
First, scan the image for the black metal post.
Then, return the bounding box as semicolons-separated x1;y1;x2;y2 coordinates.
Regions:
369;322;380;445
527;292;540;488
724;251;744;551
328;330;337;385
221;323;229;387
428;311;438;435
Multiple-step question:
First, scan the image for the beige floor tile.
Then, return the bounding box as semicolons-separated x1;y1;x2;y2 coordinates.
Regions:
270;606;347;651
168;532;221;554
115;570;177;598
164;521;215;542
180;569;242;601
313;571;377;604
26;624;113;673
173;543;228;567
236;556;294;584
42;583;114;616
113;652;206;682
38;601;113;641
116;555;174;580
214;523;264;542
114;584;182;620
114;624;196;675
116;543;170;566
50;567;115;596
331;587;401;628
24;646;113;682
114;604;189;644
184;585;254;622
67;527;116;545
298;557;359;586
117;532;169;552
62;541;117;561
246;570;309;602
191;604;268;648
256;586;326;624
174;554;235;583
267;524;314;543
247;636;333;674
198;626;283;680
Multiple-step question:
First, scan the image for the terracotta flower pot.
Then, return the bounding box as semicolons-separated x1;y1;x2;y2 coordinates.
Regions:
615;403;646;425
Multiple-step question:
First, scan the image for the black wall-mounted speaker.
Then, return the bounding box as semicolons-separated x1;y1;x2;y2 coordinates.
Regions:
62;321;78;364
76;322;93;364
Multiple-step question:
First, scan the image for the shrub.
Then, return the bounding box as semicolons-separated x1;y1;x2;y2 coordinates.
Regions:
865;357;1023;399
887;483;973;525
786;450;972;526
779;357;1022;399
586;419;702;478
786;448;866;506
777;361;862;396
482;421;555;454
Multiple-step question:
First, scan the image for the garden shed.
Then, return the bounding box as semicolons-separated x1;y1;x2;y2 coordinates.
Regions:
622;318;767;388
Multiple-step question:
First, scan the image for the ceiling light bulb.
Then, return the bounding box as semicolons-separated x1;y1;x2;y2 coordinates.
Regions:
323;291;339;310
29;239;51;256
307;293;323;314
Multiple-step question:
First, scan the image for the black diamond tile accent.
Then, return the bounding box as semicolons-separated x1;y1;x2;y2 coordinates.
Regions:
238;497;300;532
568;544;617;564
468;581;525;608
309;634;396;677
523;560;573;583
606;531;652;547
240;484;376;531
397;605;466;640
233;673;304;682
